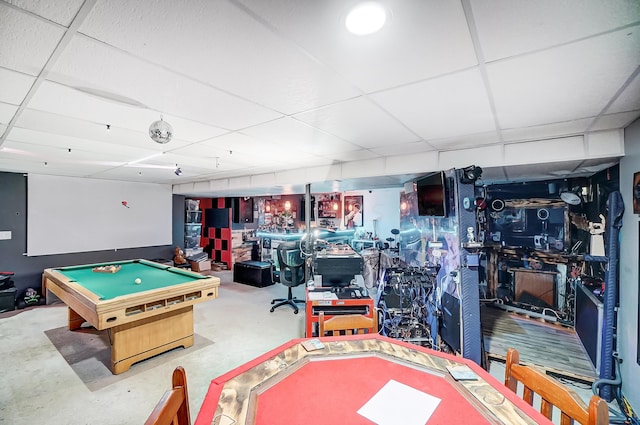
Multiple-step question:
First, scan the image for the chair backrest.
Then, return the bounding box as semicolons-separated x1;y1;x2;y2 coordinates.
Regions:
276;241;305;287
144;366;191;425
504;348;608;425
318;311;378;336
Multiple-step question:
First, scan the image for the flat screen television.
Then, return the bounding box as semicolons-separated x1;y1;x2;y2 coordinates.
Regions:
416;171;447;217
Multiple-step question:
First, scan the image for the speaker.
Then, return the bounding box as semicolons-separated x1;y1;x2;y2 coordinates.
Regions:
537;208;549;221
232;198;253;223
300;196;315;221
205;208;230;228
404;181;415;193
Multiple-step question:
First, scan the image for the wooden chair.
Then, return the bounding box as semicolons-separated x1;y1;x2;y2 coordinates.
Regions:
318;310;378;336
504;348;609;425
144;366;191;425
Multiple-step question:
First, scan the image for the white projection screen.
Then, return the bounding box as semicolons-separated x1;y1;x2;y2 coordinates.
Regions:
27;174;172;256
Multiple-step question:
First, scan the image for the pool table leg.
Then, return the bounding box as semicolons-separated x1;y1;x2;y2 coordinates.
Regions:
68;307;86;331
110;306;195;374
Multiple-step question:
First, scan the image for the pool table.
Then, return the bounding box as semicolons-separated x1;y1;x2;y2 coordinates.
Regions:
43;259;220;374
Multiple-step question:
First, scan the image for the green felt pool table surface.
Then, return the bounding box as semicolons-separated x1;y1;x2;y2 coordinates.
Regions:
54;259;207;300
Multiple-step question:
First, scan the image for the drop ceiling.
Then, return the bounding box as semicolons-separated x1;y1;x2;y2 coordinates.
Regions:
0;0;638;197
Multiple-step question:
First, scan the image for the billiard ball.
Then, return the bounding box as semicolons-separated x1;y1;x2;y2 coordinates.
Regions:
134;278;142;285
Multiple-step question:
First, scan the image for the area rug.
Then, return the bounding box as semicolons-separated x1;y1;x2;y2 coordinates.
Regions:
481;304;526;335
44;326;213;391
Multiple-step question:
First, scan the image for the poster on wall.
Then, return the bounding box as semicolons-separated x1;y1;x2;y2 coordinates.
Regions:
633;171;640;214
317;193;341;218
344;195;363;228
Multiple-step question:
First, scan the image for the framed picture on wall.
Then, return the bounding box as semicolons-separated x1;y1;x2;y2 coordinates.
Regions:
317;193;341;218
344;195;363;228
633;171;640;214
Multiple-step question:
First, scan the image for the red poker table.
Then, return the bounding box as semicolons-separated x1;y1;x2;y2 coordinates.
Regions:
194;334;552;425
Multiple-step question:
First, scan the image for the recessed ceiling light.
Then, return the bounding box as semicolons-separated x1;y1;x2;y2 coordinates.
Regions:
345;2;387;35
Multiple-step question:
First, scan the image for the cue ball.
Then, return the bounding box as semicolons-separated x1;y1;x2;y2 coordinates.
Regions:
134;278;142;284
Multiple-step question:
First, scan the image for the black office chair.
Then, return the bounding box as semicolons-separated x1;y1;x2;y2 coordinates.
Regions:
270;241;306;314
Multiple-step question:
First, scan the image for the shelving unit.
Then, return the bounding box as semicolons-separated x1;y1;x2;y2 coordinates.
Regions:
185;200;203;255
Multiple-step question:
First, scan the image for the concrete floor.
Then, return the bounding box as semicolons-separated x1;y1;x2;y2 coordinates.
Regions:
0;271;606;424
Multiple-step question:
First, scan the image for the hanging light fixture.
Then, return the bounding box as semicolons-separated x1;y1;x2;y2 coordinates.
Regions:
149;115;173;144
174;164;182;176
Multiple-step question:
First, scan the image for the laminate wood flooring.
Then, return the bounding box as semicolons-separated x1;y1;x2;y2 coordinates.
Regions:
481;303;597;382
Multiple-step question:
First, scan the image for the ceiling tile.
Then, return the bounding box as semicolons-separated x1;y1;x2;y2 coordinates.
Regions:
371;141;434;157
0;156;40;173
6;127;158;161
385;151;439;175
173;133;288;166
0;68;36;105
439;145;505;170
241;117;361;157
238;0;478;92
0;3;65;75
501;119;592;142
78;0;359;115
505;136;585;165
15;109;192;152
320;148;381;163
90;166;179;183
591;111;640;131
607;70;640;114
428;130;500;150
0;102;19;124
0;156;120;178
1;139;126;168
371;69;496;140
341;158;387;179
6;0;85;26
293;96;419;148
489;28;640;129
27;81;229;143
472;0;640;61
48;36;282;130
587;130;624;157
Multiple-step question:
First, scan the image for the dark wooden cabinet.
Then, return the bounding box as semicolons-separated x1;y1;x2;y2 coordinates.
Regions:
512;268;558;309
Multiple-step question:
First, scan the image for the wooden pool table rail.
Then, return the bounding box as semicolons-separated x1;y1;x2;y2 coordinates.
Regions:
43;267;219;330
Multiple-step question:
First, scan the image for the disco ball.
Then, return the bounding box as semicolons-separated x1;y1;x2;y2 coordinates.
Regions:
149;117;173;144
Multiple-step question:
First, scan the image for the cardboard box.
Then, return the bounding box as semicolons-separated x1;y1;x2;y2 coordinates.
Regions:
190;259;211;272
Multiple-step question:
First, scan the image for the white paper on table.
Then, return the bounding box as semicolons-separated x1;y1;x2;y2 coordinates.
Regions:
357;379;441;425
307;291;338;301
